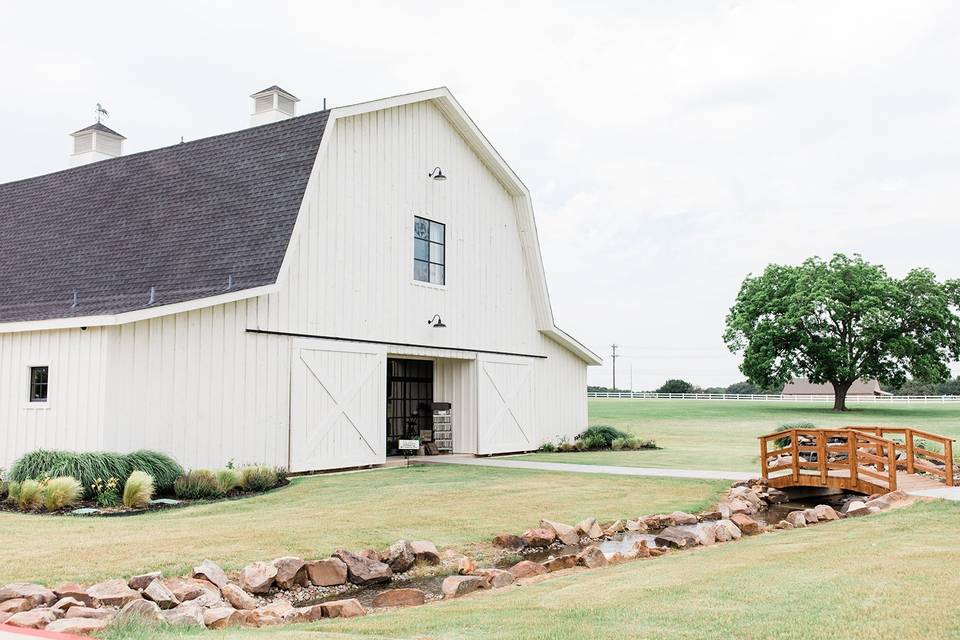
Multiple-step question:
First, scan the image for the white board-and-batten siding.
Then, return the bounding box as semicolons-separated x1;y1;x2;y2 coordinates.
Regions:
0;97;591;471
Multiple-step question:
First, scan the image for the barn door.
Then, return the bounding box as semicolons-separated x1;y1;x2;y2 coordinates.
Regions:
289;342;386;472
477;356;536;454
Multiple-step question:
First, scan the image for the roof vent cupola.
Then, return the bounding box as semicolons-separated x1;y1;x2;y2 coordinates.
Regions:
250;85;299;126
70;104;125;166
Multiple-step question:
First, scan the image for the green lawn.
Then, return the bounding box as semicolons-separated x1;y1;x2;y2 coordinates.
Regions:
508;399;960;471
0;464;724;586
101;500;960;640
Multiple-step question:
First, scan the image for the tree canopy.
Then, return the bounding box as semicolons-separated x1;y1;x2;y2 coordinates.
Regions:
656;379;696;394
723;253;960;411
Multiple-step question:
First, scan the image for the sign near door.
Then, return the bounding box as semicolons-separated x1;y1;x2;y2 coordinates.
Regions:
398;439;420;451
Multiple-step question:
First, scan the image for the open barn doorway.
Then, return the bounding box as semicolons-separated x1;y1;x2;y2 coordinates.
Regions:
386;358;434;456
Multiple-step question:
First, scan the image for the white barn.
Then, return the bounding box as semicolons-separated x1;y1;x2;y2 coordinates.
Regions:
0;87;600;472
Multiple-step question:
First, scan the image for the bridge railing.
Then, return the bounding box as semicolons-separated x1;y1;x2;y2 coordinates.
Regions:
846;426;954;487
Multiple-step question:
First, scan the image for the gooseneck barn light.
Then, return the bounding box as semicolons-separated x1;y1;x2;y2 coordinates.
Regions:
428;166;447;181
427;314;446;328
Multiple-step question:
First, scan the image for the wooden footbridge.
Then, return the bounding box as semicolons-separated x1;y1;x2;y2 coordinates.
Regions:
759;426;955;494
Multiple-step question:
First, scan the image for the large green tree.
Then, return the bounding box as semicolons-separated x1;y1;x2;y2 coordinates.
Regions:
723;254;960;411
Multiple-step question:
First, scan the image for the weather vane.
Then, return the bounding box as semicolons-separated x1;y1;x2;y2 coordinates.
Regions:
95;103;109;123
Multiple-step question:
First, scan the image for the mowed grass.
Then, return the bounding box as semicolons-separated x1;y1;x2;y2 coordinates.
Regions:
0;464;725;585
509;399;960;471
100;500;960;640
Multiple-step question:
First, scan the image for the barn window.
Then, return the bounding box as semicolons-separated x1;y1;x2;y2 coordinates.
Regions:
414;216;445;285
29;366;49;403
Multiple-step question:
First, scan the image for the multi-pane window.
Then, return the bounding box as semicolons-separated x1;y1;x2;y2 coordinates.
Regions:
414;216;445;285
29;366;48;403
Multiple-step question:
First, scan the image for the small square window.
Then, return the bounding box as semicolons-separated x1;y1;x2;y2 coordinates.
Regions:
29;366;48;403
414;216;445;285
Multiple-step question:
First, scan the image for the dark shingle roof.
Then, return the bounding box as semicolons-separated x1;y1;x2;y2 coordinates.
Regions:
71;122;126;138
0;110;329;323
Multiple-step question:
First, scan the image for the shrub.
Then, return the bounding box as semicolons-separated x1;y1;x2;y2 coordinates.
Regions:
239;466;279;492
773;422;815;449
215;469;241;495
91;477;121;507
174;470;220;500
18;479;44;510
273;467;289;485
610;437;626;451
123;471;155;508
539;441;556;453
576;425;632;450
626;436;658;450
6;481;21;505
8;450;183;499
558;441;577;453
43;476;83;511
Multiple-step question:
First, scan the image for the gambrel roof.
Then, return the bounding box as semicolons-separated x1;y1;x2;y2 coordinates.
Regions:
0;110;329;323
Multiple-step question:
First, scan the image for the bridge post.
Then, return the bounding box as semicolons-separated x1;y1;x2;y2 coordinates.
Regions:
887;442;897;491
791;430;799;484
946;439;954;487
759;437;768;480
906;428;915;474
818;432;827;484
848;431;858;488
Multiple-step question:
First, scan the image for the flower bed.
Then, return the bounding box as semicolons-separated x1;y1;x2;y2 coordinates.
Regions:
538;425;658;453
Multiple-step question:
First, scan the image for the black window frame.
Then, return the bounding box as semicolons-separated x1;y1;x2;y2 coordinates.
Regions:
413;215;446;285
29;366;49;403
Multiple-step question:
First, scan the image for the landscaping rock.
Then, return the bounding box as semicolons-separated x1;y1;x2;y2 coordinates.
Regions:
272;556;306;590
204;606;243;629
163;601;206;627
541;554;578;572
319;598;366;618
161;577;203;602
655;526;701;549
305;558;349;587
86;579;141;607
540;519;579;545
410;540;441;564
626;519;644;531
4;608;58;629
765;488;789;503
333;549;393;586
729;513;761;535
577;545;608;569
641;515;668;529
244;600;294;627
65;606;116;620
239;561;278;594
372;588;426;608
814;505;840;521
691;523;718;546
51;596;85;614
45;618;109;635
604;520;625;536
357;548;381;562
726;498;755;515
575;517;604;539
128;571;163;591
193;560;229;590
143;579;180;609
521;527;556;548
383;540;417;572
441;575;487;598
778;520;794;530
668;511;698;526
182;578;222;607
865;490;912;511
117;598;164;622
290;604;324;622
844;500;869;516
698;511;723;521
475;568;515;588
457;556;476;575
492;533;527;549
802;508;819;524
0;583;57;608
52;583;93;607
221;584;258;610
0;598;32;614
715;519;741;541
785;511;807;528
508;560;547;579
627;539;652;559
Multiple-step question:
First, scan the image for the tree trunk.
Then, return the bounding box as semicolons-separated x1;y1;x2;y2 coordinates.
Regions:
832;380;853;412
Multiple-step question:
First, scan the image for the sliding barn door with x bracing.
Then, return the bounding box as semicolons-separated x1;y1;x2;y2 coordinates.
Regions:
289;344;386;472
476;356;536;454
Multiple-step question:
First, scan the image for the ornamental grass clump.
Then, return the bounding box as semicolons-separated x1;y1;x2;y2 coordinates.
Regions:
43;476;83;511
239;466;279;492
173;470;220;500
124;451;184;494
215;468;242;495
123;471;155;508
6;481;21;505
17;479;44;510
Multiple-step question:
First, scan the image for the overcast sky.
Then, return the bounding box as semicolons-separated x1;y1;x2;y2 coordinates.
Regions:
3;1;959;390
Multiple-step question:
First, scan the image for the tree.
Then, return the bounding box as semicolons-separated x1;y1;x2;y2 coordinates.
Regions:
656;379;695;394
723;254;960;411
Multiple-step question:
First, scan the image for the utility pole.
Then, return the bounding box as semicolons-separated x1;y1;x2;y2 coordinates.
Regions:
611;344;619;391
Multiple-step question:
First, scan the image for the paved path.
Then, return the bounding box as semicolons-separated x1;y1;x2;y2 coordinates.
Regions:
413;456;756;481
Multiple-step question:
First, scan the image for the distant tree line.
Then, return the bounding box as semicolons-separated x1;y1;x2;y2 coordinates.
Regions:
590;377;960;395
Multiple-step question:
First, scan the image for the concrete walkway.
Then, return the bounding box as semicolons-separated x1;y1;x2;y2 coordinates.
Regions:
412;456;756;481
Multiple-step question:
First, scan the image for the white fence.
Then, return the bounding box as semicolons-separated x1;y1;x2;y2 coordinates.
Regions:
587;391;960;404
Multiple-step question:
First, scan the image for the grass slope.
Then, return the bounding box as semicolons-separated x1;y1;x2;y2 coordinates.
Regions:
0;464;724;585
510;399;960;471
99;500;960;640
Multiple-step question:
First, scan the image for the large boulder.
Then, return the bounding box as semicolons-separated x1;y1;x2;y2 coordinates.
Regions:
383;540;417;572
802;509;819;524
332;549;393;586
655;526;701;549
319;598;366;618
271;556;307;590
865;491;913;511
508;560;547;579
221;584;258;610
691;523;718;546
180;578;222;607
4;608;58;629
86;579;141;607
474;568;515;588
667;511;698;526
142;579;180;609
244;600;294;627
729;513;761;535
204;606;243;629
0;598;32;614
813;505;840;521
785;511;808;528
541;554;578;572
116;598;164;622
65;606;116;620
540;519;579;545
491;533;527;549
162;577;204;603
714;519;742;542
372;588;426;608
291;604;324;623
844;500;869;517
0;583;56;608
128;571;163;591
521;527;556;548
193;560;229;590
305;558;349;587
604;520;625;536
726;498;755;515
45;618;110;635
441;576;487;598
410;540;441;564
626;519;645;532
575;517;604;539
162;601;206;627
576;545;609;569
52;583;93;607
239;561;278;594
